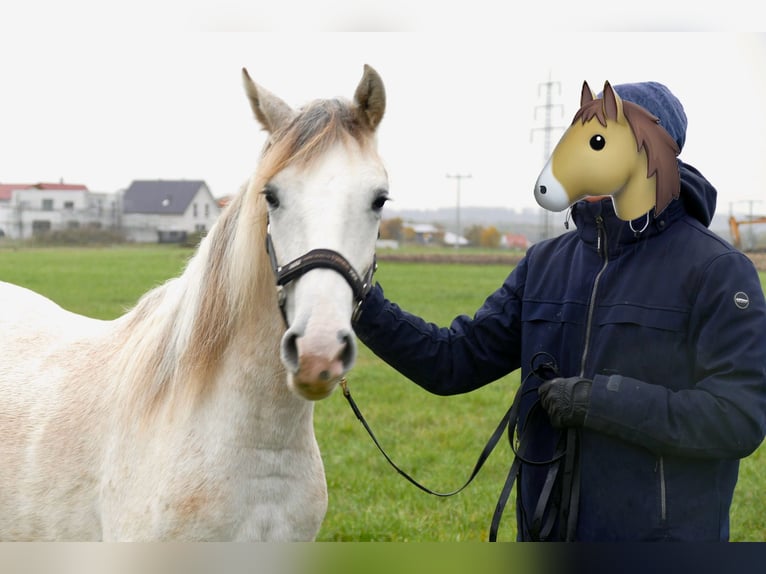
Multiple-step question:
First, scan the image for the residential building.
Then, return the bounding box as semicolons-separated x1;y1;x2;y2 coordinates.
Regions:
0;182;119;240
121;180;221;243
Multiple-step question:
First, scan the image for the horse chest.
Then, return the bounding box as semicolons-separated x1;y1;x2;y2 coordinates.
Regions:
102;421;327;541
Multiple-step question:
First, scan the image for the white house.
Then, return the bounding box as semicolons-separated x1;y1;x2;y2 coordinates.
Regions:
0;182;119;240
404;222;468;247
121;180;221;243
442;231;470;247
407;222;441;245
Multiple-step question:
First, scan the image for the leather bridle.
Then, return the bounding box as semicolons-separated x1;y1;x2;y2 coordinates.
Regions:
265;225;377;326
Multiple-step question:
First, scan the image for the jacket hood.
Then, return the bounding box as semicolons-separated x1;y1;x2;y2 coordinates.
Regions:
677;160;717;227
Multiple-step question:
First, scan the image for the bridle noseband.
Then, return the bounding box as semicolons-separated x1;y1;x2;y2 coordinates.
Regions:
265;225;377;325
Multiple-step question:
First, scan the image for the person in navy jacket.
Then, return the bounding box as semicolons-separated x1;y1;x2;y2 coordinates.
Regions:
352;81;766;541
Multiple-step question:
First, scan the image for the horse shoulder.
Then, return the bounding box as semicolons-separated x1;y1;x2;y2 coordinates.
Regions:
0;282;117;539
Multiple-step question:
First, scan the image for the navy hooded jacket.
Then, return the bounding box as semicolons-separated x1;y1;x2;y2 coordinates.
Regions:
353;160;766;541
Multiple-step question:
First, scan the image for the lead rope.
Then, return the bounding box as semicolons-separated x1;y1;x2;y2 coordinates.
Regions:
340;378;513;498
340;352;578;541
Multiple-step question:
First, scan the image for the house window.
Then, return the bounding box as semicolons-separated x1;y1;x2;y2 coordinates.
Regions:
63;201;75;210
42;199;54;211
158;230;186;243
204;203;210;217
193;203;198;217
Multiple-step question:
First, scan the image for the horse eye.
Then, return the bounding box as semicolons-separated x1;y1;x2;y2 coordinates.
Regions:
261;186;280;208
590;135;606;151
371;192;389;213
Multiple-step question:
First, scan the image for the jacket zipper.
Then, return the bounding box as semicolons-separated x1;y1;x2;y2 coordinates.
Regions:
579;215;608;377
581;216;669;526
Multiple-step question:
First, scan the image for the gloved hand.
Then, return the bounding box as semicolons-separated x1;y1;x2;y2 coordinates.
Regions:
538;377;593;428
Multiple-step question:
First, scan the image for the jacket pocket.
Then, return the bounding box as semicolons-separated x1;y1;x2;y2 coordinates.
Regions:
593;305;690;388
598;304;687;333
522;300;587;326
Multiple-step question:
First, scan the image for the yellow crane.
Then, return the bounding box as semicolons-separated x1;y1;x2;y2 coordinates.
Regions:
729;215;766;250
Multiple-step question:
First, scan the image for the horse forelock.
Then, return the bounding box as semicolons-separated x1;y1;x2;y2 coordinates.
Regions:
259;98;376;182
573;98;609;128
572;98;680;215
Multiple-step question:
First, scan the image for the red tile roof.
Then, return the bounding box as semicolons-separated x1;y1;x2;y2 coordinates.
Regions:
0;182;89;201
34;183;88;191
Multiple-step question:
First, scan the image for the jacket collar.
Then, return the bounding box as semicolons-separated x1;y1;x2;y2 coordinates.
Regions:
570;196;686;254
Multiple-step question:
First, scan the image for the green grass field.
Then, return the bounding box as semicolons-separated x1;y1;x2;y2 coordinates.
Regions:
0;245;764;541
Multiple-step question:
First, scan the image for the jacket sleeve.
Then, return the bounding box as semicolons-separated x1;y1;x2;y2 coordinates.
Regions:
585;252;766;459
352;261;527;396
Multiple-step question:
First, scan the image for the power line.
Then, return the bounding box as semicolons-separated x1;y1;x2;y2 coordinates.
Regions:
530;73;566;241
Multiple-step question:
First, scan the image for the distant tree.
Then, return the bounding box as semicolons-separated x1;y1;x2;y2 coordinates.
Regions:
464;224;484;246
479;225;501;248
380;217;404;241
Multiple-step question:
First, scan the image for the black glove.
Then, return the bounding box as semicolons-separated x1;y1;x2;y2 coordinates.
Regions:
538;377;592;428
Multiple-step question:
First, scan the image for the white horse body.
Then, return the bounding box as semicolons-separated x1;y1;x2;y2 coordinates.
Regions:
0;65;387;540
0;246;321;541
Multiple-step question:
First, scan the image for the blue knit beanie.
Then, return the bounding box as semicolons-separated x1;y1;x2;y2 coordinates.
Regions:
610;81;688;151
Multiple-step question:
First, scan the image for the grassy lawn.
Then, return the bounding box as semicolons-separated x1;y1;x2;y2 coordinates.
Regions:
0;245;764;541
0;245;193;319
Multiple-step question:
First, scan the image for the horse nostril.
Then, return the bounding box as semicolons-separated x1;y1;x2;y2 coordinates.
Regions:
281;331;299;372
539;185;547;195
337;329;355;369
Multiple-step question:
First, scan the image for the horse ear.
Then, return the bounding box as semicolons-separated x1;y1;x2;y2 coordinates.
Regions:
242;68;296;133
353;64;386;131
580;81;596;107
601;81;623;122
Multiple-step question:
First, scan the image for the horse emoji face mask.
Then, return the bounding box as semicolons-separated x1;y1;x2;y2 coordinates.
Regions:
534;81;681;222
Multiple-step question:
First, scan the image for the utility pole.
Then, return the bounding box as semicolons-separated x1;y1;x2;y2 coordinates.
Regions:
746;199;762;249
731;199;764;250
530;73;566;241
446;173;471;249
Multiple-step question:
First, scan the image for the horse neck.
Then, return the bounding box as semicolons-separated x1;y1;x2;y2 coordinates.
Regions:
114;190;295;422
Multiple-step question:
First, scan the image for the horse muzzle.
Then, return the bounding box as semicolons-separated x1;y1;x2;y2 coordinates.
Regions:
534;162;572;213
265;222;376;400
281;322;356;400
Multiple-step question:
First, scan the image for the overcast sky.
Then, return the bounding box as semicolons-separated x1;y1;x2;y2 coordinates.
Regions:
1;6;764;217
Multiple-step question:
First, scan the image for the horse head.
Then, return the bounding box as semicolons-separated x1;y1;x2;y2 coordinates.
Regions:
242;65;388;401
534;81;680;222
